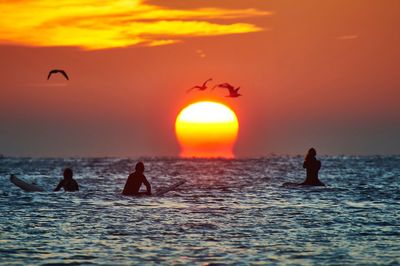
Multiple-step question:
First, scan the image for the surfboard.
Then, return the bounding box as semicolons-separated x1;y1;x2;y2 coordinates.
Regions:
282;182;325;188
10;175;45;192
282;182;302;188
154;179;186;196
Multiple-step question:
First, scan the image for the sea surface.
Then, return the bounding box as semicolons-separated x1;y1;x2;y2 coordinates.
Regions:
0;156;399;265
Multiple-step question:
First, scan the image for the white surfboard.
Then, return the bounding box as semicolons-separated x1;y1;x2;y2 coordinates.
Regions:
154;179;186;196
10;175;45;192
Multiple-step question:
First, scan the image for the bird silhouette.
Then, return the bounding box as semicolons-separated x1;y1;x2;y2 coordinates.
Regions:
187;78;212;92
213;83;242;97
47;69;69;80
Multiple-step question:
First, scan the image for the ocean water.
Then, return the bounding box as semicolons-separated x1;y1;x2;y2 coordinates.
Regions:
0;156;399;265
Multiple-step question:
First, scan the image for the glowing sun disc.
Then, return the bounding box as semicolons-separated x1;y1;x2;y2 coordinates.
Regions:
175;101;239;158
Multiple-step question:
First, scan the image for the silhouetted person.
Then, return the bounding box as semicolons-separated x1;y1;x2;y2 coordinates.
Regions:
47;69;69;80
54;168;79;192
301;148;325;186
122;162;152;196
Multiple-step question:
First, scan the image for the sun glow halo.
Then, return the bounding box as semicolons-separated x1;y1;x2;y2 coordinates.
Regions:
175;101;239;158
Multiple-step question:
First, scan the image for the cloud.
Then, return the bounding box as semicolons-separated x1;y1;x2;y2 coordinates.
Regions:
336;35;359;40
0;0;270;50
196;49;206;58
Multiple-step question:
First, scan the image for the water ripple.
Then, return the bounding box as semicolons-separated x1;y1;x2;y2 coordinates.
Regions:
0;156;399;265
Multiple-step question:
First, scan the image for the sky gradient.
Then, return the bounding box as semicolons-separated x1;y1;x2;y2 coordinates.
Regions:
0;0;399;157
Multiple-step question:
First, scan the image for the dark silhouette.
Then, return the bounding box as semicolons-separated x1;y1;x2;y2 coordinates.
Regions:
47;69;69;80
212;82;242;97
122;162;152;196
54;168;79;192
187;78;212;92
301;148;325;186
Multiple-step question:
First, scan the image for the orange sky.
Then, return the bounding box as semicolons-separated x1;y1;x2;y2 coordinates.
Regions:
0;0;399;157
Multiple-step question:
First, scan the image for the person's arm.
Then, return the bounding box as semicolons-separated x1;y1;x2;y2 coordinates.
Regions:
75;180;79;191
143;176;152;195
303;160;308;169
122;174;133;195
54;180;64;191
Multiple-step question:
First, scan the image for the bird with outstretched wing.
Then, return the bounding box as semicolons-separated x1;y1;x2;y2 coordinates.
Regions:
213;82;242;97
47;69;69;80
187;78;212;92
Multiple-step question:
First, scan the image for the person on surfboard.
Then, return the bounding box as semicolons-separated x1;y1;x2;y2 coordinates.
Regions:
54;168;79;192
122;162;152;196
301;148;325;186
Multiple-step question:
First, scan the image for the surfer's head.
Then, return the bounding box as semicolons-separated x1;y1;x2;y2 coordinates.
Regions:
306;148;317;160
135;162;145;173
63;168;73;180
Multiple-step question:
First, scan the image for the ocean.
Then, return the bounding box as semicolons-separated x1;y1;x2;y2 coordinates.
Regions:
0;156;399;265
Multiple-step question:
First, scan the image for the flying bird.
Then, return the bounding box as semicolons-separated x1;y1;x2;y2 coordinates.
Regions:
47;69;69;80
213;83;242;97
187;78;212;93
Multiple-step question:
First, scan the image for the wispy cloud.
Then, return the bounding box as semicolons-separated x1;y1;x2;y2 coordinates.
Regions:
336;35;359;40
0;0;270;50
196;49;206;58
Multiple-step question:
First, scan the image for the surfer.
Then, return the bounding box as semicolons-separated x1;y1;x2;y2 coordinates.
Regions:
54;168;79;192
301;148;325;186
122;162;152;196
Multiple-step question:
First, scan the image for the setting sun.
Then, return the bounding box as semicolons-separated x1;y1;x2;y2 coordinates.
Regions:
175;101;239;158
